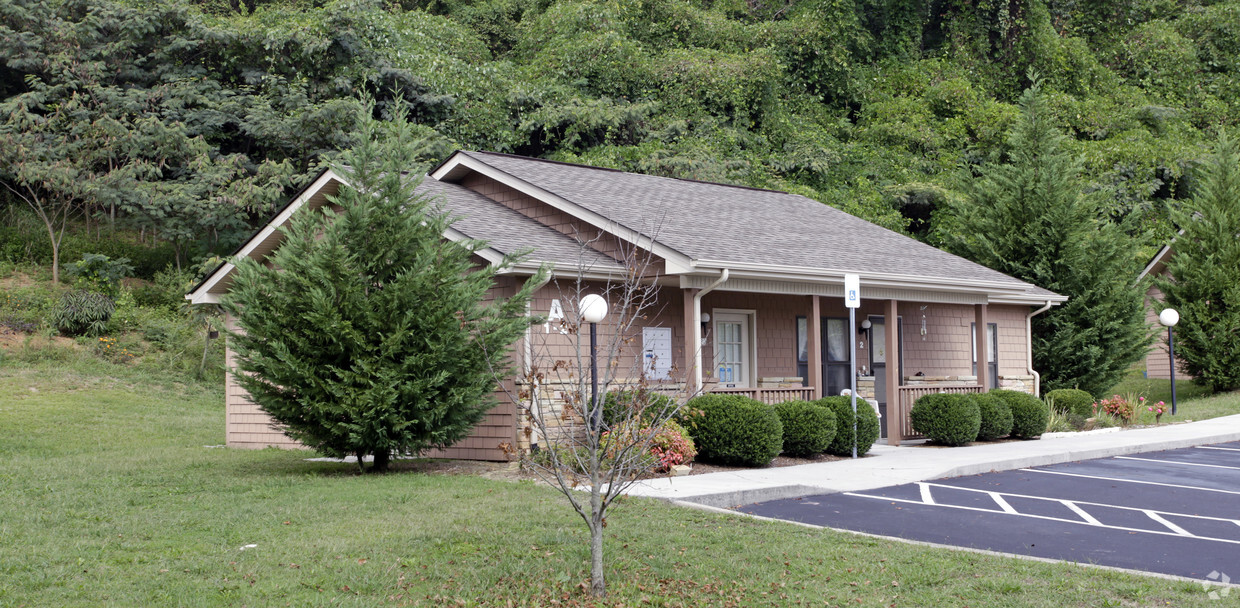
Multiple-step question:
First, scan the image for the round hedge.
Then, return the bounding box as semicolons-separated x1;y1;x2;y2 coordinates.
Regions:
1044;388;1094;418
815;396;880;456
602;388;675;427
974;392;1014;441
910;393;980;446
773;400;837;457
682;394;783;466
990;389;1049;439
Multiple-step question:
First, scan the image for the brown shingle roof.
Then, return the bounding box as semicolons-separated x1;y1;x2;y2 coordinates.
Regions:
419;178;623;272
461;151;1052;292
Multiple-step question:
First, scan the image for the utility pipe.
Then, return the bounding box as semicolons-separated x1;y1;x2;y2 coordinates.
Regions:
1027;300;1053;397
692;269;730;393
523;274;553;452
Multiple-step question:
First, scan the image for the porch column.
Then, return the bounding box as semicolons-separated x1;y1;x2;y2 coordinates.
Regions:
975;303;990;391
808;296;822;399
683;288;700;395
885;298;902;445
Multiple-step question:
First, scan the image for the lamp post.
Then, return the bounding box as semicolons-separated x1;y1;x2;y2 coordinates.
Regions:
580;294;609;433
1159;308;1179;416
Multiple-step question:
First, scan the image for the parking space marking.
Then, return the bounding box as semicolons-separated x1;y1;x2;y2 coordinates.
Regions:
1021;467;1240;496
1115;456;1240;471
846;481;1240;546
1198;446;1240;452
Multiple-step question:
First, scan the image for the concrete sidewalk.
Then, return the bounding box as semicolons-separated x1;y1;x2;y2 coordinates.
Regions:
624;413;1240;508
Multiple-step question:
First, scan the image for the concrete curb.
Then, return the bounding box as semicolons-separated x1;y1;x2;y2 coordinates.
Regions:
676;429;1240;508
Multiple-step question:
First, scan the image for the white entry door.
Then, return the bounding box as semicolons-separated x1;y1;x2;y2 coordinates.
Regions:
714;313;751;387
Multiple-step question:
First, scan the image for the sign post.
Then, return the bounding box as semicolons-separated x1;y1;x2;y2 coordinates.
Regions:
844;274;860;458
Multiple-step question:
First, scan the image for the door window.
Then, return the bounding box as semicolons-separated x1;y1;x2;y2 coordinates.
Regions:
714;313;751;387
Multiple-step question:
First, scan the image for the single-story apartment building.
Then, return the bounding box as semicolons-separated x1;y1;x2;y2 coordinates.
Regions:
187;150;1066;460
1137;243;1189;379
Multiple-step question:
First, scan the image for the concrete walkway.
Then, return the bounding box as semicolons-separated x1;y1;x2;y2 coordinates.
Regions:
624;414;1240;508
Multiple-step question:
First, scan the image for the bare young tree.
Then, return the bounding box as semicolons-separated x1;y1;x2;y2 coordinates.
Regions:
485;233;701;598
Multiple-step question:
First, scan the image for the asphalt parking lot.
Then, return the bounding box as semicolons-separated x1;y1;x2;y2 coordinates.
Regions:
741;441;1240;581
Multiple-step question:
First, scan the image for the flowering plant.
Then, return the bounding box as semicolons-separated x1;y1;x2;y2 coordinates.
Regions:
1148;400;1167;423
649;421;697;472
1093;394;1136;425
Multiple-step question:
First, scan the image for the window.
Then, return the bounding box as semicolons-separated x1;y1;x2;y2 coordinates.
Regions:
972;322;998;388
714;311;753;387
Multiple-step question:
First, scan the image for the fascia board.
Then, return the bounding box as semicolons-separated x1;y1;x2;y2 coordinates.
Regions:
1137;243;1173;284
691;259;1037;295
431;154;695;274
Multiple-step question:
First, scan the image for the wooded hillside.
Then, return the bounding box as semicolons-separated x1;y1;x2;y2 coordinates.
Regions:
3;0;1236;260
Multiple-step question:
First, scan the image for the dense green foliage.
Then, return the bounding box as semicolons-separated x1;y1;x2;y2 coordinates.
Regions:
943;83;1150;397
1155;135;1240;392
773;400;837;457
910;393;981;446
1045;387;1096;417
815;395;880;456
683;394;783;466
974;392;1015;441
221;112;539;472
49;290;114;336
991;389;1050;439
602;388;676;428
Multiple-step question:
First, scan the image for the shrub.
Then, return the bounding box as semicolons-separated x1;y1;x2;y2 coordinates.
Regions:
815;396;880;456
1045;388;1093;418
64;253;134;296
910;393;980;446
683;394;782;467
773;400;837;457
49;290;114;336
648;421;697;471
990;389;1048;439
974;392;1014;441
1094;394;1136;425
602;388;675;428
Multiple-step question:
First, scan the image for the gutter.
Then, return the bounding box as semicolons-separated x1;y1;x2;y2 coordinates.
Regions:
1027;300;1054;396
524;273;553;452
692;269;729;393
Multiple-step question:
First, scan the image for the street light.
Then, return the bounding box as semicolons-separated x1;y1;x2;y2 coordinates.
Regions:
1159;308;1179;416
580;294;609;433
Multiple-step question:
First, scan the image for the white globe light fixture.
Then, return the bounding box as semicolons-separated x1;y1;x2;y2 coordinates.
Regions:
579;294;609;434
1159;308;1179;415
579;294;609;324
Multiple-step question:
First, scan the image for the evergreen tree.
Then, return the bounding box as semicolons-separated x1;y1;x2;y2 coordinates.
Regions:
1155;134;1240;392
943;80;1149;397
221;107;541;472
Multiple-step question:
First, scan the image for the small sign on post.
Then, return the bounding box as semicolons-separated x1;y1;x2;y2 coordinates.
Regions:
843;274;860;457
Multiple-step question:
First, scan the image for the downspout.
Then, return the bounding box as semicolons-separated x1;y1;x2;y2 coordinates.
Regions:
524;274;553;452
693;269;730;393
1027;300;1053;397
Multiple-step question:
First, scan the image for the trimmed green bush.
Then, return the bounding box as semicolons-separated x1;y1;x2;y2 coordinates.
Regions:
602;388;675;427
910;393;980;446
1045;388;1094;418
773;400;837;457
815;396;880;456
49;290;114;336
683;394;782;467
990;389;1049;439
974;392;1014;441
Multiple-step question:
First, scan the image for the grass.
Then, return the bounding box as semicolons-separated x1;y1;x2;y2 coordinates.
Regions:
1108;367;1238;425
0;359;1230;607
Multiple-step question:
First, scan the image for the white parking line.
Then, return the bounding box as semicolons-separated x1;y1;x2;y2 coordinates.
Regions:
841;492;1240;546
918;482;935;505
1146;511;1192;536
1021;468;1240;496
1115;456;1240;471
1063;501;1102;525
923;483;1240;525
989;492;1018;514
1198;446;1240;453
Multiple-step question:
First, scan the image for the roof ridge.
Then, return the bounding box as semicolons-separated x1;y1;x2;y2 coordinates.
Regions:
466;150;789;195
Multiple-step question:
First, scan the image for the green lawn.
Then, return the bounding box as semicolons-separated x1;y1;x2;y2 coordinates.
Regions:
1109;368;1239;424
0;359;1228;607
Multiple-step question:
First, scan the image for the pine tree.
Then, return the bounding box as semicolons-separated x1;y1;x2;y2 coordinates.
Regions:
1155;134;1240;392
221;107;541;472
943;80;1150;397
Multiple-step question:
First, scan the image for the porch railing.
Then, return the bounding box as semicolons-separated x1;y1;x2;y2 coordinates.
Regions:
709;386;816;404
896;385;985;439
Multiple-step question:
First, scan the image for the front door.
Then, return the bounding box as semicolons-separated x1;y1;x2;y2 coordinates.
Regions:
823;317;851;397
869;316;902;439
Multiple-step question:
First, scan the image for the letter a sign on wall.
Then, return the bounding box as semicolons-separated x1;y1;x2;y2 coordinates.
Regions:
844;274;860;308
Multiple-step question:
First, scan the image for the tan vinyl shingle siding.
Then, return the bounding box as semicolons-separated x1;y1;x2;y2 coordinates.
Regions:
1144;284;1187;379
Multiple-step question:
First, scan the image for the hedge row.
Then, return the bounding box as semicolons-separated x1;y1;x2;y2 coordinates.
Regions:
910;389;1047;445
681;393;881;466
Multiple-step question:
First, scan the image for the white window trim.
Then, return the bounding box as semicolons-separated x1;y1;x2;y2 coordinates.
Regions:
712;308;758;388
